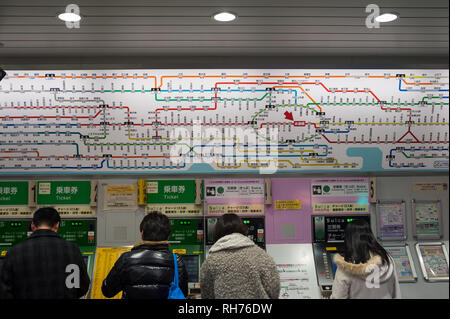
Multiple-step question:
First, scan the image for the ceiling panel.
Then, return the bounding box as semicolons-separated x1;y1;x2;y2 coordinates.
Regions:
0;0;448;58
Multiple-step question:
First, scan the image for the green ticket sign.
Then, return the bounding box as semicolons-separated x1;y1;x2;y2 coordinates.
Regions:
0;182;28;206
147;180;196;204
37;181;91;205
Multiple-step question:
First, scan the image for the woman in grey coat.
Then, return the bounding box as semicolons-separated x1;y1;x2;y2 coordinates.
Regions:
200;214;280;299
331;219;401;299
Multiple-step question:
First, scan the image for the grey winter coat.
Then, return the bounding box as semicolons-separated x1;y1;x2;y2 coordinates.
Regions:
331;253;401;299
200;233;280;299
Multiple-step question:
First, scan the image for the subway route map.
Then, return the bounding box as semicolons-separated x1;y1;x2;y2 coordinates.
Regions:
0;69;448;174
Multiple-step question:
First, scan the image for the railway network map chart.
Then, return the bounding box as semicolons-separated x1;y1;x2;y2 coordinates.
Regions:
0;69;448;174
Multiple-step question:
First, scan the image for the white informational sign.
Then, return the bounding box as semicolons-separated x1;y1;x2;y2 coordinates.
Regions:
204;179;265;199
103;184;138;211
0;69;448;174
311;179;369;197
205;179;265;216
266;244;320;299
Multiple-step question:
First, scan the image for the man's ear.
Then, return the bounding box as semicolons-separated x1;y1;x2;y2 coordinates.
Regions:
31;222;36;232
53;221;60;232
141;230;144;240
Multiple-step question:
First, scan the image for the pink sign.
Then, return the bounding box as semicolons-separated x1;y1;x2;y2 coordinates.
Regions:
265;178;313;244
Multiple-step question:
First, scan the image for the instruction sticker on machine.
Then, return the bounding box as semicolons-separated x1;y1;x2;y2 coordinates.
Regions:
146;204;202;216
207;204;264;215
313;203;369;214
274;200;302;210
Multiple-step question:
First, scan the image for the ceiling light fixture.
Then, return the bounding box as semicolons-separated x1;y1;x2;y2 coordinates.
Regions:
58;12;82;22
375;12;399;23
213;12;237;22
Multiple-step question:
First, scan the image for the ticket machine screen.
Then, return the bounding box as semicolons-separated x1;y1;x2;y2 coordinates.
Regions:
313;215;371;243
182;255;200;283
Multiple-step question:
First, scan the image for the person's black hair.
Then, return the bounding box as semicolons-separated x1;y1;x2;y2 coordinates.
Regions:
214;213;248;242
0;69;6;82
32;207;61;228
344;219;390;265
140;211;171;241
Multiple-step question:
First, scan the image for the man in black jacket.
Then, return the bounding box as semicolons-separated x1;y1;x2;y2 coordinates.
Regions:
102;211;188;299
0;207;90;299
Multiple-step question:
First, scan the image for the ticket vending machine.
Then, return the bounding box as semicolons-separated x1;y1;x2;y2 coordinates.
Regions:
168;218;204;298
0;218;97;298
312;214;370;297
205;217;266;250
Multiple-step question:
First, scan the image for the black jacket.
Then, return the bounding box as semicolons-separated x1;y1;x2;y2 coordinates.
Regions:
0;229;90;299
101;242;189;299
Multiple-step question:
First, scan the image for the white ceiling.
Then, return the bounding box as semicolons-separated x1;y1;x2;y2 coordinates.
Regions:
0;0;448;57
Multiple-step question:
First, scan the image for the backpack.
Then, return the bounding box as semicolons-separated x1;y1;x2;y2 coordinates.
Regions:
167;253;186;299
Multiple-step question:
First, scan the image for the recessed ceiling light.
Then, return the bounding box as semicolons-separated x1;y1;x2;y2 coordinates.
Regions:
213;12;237;22
375;12;399;23
58;12;82;22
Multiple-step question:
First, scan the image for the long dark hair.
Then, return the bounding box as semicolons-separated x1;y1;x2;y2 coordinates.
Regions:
214;213;248;242
344;219;390;265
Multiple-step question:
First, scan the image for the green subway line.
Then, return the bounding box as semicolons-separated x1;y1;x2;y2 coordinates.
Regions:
154;92;270;102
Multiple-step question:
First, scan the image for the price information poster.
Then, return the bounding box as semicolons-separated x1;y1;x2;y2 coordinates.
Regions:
413;201;442;239
311;177;369;214
205;179;265;216
417;244;449;281
377;201;407;241
385;246;416;282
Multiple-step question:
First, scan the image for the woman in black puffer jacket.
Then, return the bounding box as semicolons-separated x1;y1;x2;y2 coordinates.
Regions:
101;212;188;299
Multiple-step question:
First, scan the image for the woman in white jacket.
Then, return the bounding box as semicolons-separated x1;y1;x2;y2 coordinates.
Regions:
331;219;401;299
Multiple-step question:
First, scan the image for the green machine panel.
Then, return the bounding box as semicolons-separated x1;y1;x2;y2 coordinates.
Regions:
168;218;204;286
0;219;96;253
0;220;30;256
58;219;96;247
0;218;97;298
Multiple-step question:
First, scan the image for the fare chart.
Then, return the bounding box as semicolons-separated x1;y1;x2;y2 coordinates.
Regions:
0;69;448;174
